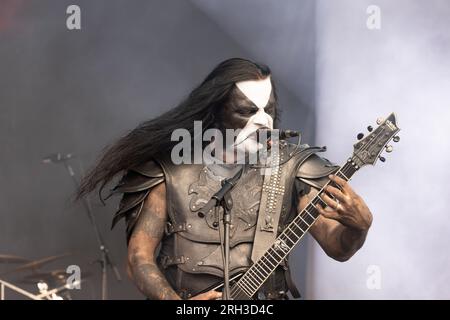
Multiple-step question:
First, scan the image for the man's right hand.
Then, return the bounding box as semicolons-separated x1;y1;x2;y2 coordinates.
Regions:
189;290;222;300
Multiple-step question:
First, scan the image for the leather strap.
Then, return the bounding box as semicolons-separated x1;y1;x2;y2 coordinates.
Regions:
164;221;187;235
251;142;287;262
160;255;186;269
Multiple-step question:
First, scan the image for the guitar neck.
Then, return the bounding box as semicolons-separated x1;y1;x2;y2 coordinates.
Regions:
230;159;359;299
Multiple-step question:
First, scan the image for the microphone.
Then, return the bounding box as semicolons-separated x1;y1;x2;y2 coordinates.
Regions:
258;129;301;140
267;129;301;140
42;153;75;164
280;129;300;139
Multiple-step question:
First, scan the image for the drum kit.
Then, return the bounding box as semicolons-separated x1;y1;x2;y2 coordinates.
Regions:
1;153;122;300
0;253;91;300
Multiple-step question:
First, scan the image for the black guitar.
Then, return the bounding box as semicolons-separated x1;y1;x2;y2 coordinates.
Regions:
205;112;400;299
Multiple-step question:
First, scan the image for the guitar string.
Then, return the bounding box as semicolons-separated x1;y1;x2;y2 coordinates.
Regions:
237;127;388;296
230;163;355;298
230;127;388;298
229;164;355;299
229;162;357;297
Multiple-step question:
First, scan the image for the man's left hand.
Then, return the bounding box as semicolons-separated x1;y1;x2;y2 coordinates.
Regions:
316;174;373;231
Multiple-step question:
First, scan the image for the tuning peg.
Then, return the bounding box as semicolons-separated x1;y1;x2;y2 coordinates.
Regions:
393;136;400;142
357;133;364;140
367;126;373;132
379;156;386;162
385;145;393;153
376;118;384;125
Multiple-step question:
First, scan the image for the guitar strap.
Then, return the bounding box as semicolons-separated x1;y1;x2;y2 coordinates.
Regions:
251;144;324;298
251;142;285;262
251;144;319;262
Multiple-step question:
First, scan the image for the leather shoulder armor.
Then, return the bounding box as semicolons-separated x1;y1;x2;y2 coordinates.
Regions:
296;148;339;190
111;159;165;240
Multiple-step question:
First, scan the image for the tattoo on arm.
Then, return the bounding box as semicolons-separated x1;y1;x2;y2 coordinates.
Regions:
127;183;181;300
130;255;180;300
141;213;165;239
301;189;368;261
338;226;368;256
311;215;367;261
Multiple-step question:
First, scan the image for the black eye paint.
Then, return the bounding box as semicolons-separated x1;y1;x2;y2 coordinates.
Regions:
264;104;276;117
236;106;258;116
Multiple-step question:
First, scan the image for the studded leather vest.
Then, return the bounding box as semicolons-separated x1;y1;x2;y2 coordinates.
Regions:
112;143;339;299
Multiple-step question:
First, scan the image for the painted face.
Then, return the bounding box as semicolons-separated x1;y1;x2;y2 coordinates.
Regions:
218;76;275;155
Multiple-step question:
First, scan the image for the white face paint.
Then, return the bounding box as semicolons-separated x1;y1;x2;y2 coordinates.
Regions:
234;76;274;154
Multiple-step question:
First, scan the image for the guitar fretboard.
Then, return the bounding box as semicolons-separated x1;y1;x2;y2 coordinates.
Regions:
230;159;359;299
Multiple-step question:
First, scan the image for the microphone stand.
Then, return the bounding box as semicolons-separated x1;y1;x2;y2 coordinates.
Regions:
198;166;243;300
61;159;121;300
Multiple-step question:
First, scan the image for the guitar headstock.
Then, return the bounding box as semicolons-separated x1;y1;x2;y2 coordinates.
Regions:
352;112;400;168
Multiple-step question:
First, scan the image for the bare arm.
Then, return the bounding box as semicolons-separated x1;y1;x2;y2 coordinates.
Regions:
299;175;373;262
127;182;222;300
127;182;181;299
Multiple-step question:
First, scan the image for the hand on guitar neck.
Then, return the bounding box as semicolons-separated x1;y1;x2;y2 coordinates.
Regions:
300;174;373;262
318;174;373;231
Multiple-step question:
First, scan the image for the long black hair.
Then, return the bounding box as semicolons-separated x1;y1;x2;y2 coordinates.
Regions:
77;58;279;200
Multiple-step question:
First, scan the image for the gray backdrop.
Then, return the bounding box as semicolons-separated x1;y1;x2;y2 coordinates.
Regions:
309;0;450;299
0;0;315;299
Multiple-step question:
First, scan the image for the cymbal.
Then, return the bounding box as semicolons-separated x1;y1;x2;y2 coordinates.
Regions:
19;269;92;284
0;253;72;276
0;254;30;264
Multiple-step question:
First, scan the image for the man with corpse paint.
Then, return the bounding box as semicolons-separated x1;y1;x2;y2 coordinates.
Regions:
77;58;373;300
